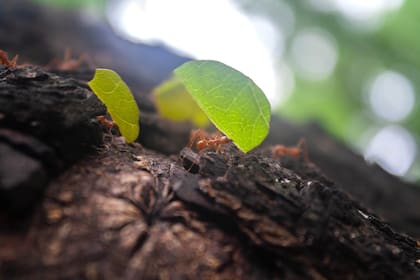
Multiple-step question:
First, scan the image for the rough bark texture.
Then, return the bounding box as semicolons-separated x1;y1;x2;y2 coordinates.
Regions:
1;1;420;279
0;65;105;215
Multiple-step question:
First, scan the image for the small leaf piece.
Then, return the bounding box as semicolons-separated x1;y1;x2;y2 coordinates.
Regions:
174;60;271;153
153;76;209;127
88;69;140;143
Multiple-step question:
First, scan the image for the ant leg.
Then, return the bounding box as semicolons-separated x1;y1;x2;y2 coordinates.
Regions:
296;138;309;162
271;145;284;159
215;143;223;153
188;129;197;147
63;48;71;62
9;55;18;67
188;129;206;148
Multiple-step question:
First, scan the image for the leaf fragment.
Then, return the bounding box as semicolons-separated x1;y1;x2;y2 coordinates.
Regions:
88;69;140;143
153;75;209;127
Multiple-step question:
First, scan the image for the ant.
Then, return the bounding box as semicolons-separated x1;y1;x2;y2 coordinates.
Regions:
45;49;91;71
188;129;231;152
95;115;118;146
96;115;115;131
271;138;309;162
0;49;18;67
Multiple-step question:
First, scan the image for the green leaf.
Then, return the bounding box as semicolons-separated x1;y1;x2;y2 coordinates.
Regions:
153;76;209;127
88;69;140;143
174;60;271;153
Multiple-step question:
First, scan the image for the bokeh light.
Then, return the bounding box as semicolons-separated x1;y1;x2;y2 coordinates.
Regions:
365;125;417;176
334;0;403;21
290;28;338;81
368;71;415;122
306;0;404;27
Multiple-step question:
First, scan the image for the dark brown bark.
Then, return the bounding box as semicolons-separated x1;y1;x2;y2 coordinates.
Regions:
1;1;420;279
0;65;105;215
265;118;420;238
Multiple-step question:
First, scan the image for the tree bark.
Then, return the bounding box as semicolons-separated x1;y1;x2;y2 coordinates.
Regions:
1;1;419;279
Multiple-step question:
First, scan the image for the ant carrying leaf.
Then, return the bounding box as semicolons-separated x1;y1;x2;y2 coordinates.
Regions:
96;115;115;131
188;129;231;153
88;69;140;143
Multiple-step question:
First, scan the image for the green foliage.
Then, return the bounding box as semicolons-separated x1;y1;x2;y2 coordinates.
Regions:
32;0;106;9
153;76;209;127
242;0;420;179
174;60;271;153
88;69;140;143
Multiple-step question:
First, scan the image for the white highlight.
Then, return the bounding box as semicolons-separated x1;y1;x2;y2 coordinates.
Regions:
306;0;404;28
291;29;338;81
334;0;403;22
365;125;416;176
106;0;287;108
368;71;415;122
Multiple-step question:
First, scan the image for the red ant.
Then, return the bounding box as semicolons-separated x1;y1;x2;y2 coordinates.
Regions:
188;129;231;152
96;115;115;131
271;138;309;162
45;49;91;71
0;49;18;67
95;115;118;145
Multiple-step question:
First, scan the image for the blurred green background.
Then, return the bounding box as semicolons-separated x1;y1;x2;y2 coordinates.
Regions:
32;0;420;181
243;0;420;181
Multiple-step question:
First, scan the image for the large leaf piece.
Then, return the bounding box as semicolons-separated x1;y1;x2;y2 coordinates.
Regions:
153;76;209;127
174;60;271;153
88;69;140;143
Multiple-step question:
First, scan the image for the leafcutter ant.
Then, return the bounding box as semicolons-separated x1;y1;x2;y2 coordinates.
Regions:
188;129;231;152
271;138;309;162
